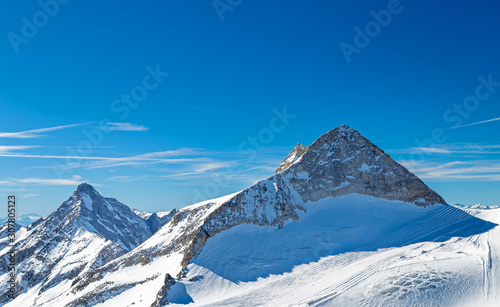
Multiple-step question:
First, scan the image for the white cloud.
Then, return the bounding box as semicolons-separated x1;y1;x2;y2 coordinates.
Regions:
102;122;149;131
411;147;452;154
0;146;40;154
9;175;100;186
107;175;151;182
0;148;201;169
0;122;94;138
452;116;500;129
401;159;500;181
23;194;39;198
390;143;500;155
194;161;233;173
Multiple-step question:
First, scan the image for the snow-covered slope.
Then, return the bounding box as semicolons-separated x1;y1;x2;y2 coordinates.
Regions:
0;183;154;306
168;195;498;307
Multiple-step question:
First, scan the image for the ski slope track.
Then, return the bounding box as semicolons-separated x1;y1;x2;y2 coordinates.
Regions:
169;197;497;307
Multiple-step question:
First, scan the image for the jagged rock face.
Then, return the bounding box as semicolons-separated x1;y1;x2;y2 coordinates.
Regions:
279;125;446;206
157;209;177;225
275;143;308;173
0;183;153;305
134;209;177;234
147;213;163;234
151;274;176;307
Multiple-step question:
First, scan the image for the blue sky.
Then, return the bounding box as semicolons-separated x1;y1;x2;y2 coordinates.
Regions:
1;0;500;217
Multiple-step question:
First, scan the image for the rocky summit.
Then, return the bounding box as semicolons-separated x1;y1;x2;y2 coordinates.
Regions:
277;124;446;206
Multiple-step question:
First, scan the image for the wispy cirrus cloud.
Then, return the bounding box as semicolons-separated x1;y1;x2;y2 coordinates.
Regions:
8;175;102;186
107;175;151;182
0;145;41;154
84;149;203;169
0;122;94;138
452;116;500;129
102;122;149;131
401;159;500;181
23;194;39;198
0;148;200;168
389;143;500;155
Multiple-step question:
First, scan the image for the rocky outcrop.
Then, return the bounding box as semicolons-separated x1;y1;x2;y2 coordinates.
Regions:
151;274;176;307
134;209;177;234
276;143;309;173
146;213;163;234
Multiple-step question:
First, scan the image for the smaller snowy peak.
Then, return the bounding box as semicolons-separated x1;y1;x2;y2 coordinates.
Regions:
276;143;309;173
0;184;157;305
132;208;153;219
132;208;176;225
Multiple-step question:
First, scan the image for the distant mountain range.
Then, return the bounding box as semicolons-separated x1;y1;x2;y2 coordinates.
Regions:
453;203;500;209
1;125;498;306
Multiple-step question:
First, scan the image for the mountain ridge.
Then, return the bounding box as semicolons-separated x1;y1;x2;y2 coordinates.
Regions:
51;124;450;306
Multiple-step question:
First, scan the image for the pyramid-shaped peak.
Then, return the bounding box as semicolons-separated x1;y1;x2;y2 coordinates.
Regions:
276;125;446;206
74;183;100;196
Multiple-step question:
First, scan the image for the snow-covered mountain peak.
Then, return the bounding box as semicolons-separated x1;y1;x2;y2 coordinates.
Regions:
74;182;100;197
0;185;157;305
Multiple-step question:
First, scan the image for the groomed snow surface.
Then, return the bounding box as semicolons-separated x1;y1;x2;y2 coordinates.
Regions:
5;194;499;306
167;194;499;307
